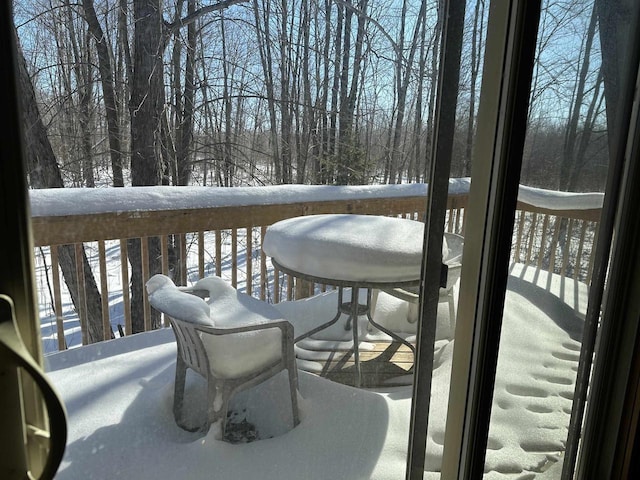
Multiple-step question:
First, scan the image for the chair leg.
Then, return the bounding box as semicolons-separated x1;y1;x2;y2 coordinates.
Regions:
173;356;188;428
206;379;220;432
207;379;235;439
448;293;456;336
218;397;231;440
288;364;300;427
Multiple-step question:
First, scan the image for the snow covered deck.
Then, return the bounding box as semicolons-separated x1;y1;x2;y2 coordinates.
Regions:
45;263;586;479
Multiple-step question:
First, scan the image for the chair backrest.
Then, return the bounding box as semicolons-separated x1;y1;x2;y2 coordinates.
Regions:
146;274;214;377
169;317;210;378
146;274;287;379
187;276;286;327
443;233;464;290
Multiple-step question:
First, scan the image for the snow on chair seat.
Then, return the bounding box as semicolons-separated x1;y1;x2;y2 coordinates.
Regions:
146;274;300;439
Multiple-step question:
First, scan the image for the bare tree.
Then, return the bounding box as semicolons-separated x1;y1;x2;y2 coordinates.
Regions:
595;0;635;151
82;0;125;187
560;2;605;191
174;0;197;186
16;25;108;345
336;0;368;185
252;0;283;182
463;0;485;176
125;0;248;331
386;0;427;184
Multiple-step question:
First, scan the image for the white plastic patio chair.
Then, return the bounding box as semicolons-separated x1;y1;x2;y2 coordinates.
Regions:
146;274;300;438
380;232;464;333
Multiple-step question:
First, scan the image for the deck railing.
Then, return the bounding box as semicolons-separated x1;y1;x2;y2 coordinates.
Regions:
30;180;602;352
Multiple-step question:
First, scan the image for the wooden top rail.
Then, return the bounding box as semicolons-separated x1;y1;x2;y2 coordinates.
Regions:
30;182;604;352
31;195;440;247
516;201;601;222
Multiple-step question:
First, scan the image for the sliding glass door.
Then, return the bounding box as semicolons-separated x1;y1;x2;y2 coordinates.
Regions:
411;0;640;478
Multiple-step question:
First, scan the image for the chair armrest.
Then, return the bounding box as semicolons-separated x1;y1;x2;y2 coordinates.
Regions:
382;287;420;303
195;319;293;337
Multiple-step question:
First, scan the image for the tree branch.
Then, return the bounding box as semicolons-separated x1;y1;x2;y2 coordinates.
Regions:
165;0;249;33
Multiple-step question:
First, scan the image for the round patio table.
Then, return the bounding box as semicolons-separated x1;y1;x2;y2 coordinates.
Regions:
262;213;425;387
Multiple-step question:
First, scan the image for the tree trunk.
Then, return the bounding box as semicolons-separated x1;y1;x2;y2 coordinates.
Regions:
423;0;444;182
221;15;235;186
336;0;368;185
16;27;108;344
327;0;343;184
389;0;426;184
298;0;313;184
129;0;165;333
315;0;332;184
278;0;293;184
130;0;163;187
560;2;598;191
464;0;484;177
174;0;197;186
252;0;282;182
82;0;125;187
595;0;636;156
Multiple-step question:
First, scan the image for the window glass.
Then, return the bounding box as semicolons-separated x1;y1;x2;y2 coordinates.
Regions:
484;0;637;477
14;1;456;478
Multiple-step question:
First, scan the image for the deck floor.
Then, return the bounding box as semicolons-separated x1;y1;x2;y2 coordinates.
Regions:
296;340;416;388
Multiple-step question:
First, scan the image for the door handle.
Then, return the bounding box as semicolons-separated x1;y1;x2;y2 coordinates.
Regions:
0;295;67;480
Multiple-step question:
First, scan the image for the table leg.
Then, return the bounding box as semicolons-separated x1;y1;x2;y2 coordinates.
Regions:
346;287;416;357
367;316;416;355
293;288;345;343
345;287;416;386
349;289;361;387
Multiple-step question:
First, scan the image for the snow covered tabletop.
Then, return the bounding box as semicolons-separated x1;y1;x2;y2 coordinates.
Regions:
263;214;425;285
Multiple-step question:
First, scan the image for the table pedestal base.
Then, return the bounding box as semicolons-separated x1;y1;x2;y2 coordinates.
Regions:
296;287;416;387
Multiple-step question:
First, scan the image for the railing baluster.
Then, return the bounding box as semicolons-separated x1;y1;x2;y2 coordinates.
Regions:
231;228;238;288
160;235;169;327
50;246;66;350
575;221;588;279
215;230;222;277
179;233;187;285
287;274;294;301
514;211;526;262
141;236;151;332
587;222;599;285
549;217;562;275
561;218;574;278
525;213;537;264
537;215;550;269
246;227;253;296
120;239;131;335
198;231;205;280
74;243;88;345
260;226;267;301
161;235;169;275
98;240;110;341
274;264;281;303
461;207;467;235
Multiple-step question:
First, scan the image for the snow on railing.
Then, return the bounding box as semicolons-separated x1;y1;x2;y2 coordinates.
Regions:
514;185;602;283
30;180;601;352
